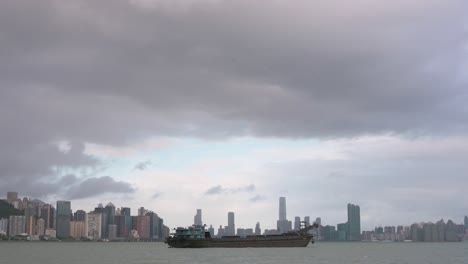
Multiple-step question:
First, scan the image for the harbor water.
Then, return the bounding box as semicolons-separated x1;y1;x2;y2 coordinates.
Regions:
0;241;467;264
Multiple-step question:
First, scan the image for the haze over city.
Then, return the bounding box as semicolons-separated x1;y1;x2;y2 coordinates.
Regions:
1;0;468;231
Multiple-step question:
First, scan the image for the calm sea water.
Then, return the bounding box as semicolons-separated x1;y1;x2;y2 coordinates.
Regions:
0;241;467;264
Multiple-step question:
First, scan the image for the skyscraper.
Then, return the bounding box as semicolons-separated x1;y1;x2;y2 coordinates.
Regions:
56;200;71;238
40;204;55;229
279;197;286;221
103;202;115;238
121;207;131;216
277;197;292;233
346;203;361;241
194;209;202;226
255;222;261;235
464;216;468;231
227;212;235;236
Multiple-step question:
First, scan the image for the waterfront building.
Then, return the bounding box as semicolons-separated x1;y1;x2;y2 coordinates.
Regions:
36;218;45;236
323;225;337;241
255;222;261;235
70;221;87;238
194;209;202;226
227;212;235;236
347;203;361;241
217;225;225;237
56;200;71;238
8;215;26;236
445;220;458;242
115;214;132;238
108;224;118;240
87;212;102;239
103;202;116;238
464;216;468;232
315;217;322;240
93;205;107;239
136;215;151;239
0;218;8;235
45;228;56;238
337;223;347;241
146;211;163;240
24;205;38;235
436;219;445;242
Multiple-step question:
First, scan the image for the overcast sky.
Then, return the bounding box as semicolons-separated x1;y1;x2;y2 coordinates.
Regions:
1;0;467;231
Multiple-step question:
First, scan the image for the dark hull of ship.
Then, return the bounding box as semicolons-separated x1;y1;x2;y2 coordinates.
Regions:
166;235;313;248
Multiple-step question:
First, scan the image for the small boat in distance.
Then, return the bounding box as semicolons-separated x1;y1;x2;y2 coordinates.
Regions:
165;223;319;248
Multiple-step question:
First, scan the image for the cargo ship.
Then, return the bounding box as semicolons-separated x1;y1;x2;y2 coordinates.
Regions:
165;223;318;248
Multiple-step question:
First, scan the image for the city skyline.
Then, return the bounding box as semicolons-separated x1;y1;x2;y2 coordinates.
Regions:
1;0;468;231
2;190;468;232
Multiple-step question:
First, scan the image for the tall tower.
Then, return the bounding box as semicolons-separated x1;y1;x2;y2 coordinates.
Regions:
347;203;361;241
227;212;235;236
277;197;291;233
464;216;468;230
279;197;287;221
194;209;202;226
56;200;71;238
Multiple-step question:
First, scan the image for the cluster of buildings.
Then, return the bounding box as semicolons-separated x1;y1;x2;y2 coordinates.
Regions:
195;197;318;238
197;196;468;243
0;191;169;241
359;219;467;242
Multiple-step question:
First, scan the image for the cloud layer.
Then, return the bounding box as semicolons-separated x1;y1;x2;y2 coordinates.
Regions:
0;0;467;228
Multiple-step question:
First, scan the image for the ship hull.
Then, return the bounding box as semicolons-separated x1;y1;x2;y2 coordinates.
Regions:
166;235;313;248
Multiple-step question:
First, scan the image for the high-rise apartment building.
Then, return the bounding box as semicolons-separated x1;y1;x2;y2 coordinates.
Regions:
0;218;9;235
70;221;87;238
56;200;71;238
40;204;55;229
464;216;468;231
347;203;360;241
304;216;310;226
194;209;202;226
87;212;102;239
8;215;26;236
227;212;235;236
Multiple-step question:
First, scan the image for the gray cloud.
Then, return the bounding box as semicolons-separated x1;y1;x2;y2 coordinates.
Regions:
249;195;266;203
205;184;256;195
152;192;162;199
66;176;135;200
133;160;152;171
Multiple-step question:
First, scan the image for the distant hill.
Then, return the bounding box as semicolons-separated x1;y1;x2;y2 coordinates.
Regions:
0;200;23;219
